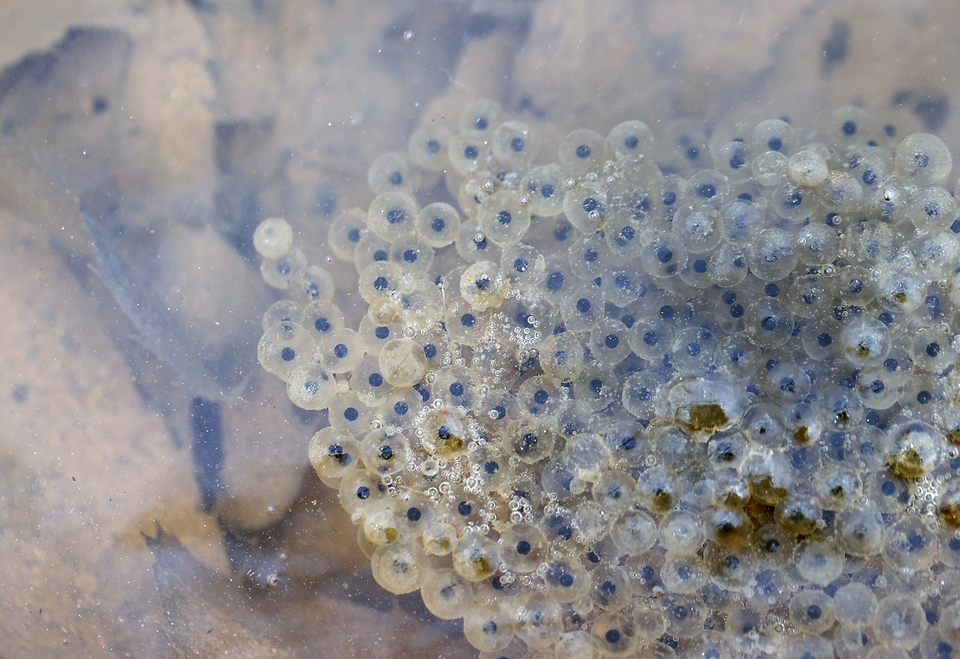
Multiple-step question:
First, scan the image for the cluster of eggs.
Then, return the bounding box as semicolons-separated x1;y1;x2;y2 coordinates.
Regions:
253;98;960;659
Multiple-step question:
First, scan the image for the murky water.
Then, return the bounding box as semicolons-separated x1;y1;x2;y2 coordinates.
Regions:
1;1;959;657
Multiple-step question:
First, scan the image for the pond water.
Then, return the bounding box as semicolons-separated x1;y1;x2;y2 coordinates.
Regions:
1;1;960;658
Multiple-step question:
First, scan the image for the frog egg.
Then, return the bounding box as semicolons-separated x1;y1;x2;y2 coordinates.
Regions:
874;593;925;650
449;129;491;176
659;553;706;595
499;242;545;293
420;567;474;620
260;246;307;289
794;223;839;267
395;280;444;333
367;151;421;195
387;234;434;277
421;521;457;556
601;264;649;306
655;510;703;556
262;299;301;332
920;629;958;659
677;252;719;288
704;242;748;288
794;538;844;585
827;583;879;628
586;318;629;369
326;209;368;261
640;233;688;278
907;186;957;231
660;592;706;639
743;297;794;349
787;149;829;187
719;198;763;244
599;421;648;466
299;300;344;343
672;206;724;254
745;227;797;281
352;230;391;275
290;264;336;307
568;233;614;282
454;221;501;264
702;542;757;594
359;427;409;476
590;564;633;612
635;465;680;514
659;118;711;173
338;467;387;519
419;406;470;457
910;231;960;280
360;311;406;354
491;120;540;170
562;181;607;233
451;533;501;583
458;98;501;133
509;422;555;463
357;261;403;308
750;523;792;569
462;604;514;653
774;490;822;537
883;420;941;479
838;316;890;367
477;191;531;247
653;174;684;220
883;516;938;572
361;503;404;546
812;462;862;511
520;163;565;217
714;139;753;181
749;118;797;155
367;190;419;242
559;283;604;332
705;431;749;470
458;261;507;312
258;321;315;381
287;362;336;410
517;375;564;420
853;359;903;412
621;371;663;422
542;559;590;603
253;217;294;259
407;123;452;171
379;338;427;387
843;218;899;265
786;589;837;635
826;106;872;149
308;428;360;487
354;354;394;405
410;202;460;249
606;510;656;557
753;150;788;186
626;318;674;361
819;170;865;213
559;128;608;175
590;469;636;515
379;387;422;432
371;539;422;595
895;133;952;186
770;182;817;222
910;326;957;373
867;184;911;224
540;332;585;382
507;593;562;649
604;120;652;161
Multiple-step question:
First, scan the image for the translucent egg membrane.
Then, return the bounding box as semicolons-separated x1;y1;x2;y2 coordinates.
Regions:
254;100;960;659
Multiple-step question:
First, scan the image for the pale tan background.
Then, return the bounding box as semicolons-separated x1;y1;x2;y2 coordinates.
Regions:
0;0;958;657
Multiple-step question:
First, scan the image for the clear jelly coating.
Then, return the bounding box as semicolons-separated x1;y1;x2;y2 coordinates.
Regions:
255;101;960;659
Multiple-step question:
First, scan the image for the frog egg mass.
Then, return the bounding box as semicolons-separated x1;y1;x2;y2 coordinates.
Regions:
254;100;960;659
